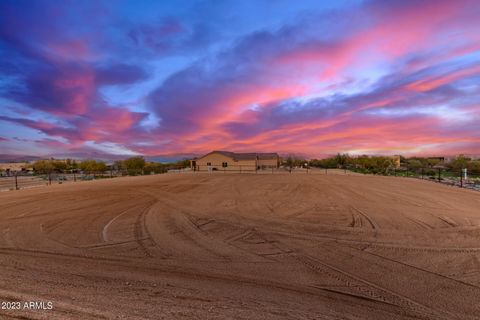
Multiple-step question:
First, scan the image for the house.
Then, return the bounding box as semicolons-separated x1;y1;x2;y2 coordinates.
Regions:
191;151;280;172
0;162;33;176
391;155;401;168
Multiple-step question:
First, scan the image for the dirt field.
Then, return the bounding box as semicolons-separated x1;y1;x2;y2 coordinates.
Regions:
0;172;479;319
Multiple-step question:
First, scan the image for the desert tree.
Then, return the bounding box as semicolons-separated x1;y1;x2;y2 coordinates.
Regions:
31;158;66;173
123;156;146;175
79;160;107;177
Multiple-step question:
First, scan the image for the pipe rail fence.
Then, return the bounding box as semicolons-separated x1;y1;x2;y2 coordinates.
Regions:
2;165;478;192
193;165;354;175
0;170;160;192
347;166;480;191
0;165;198;191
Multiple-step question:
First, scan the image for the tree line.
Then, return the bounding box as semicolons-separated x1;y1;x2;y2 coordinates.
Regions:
306;154;398;174
32;157;191;176
25;154;480;177
290;153;480;175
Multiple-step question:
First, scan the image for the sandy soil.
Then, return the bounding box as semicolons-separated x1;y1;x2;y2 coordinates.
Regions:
0;172;479;319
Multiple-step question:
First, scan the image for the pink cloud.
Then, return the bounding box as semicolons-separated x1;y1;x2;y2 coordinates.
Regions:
2;0;479;158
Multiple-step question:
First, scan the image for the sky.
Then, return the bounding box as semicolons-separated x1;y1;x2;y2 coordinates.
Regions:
0;0;479;159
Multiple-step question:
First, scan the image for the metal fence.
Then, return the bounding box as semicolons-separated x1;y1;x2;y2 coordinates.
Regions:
348;166;480;191
0;168;197;191
192;165;353;175
5;166;474;192
0;171;128;192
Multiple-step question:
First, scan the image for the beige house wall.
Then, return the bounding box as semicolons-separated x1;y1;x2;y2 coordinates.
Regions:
195;153;256;171
257;158;278;168
0;162;33;172
391;155;401;168
192;151;279;171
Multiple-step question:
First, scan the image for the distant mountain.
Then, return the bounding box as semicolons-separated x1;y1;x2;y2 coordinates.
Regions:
0;152;198;164
49;152;131;162
145;154;198;163
0;154;42;163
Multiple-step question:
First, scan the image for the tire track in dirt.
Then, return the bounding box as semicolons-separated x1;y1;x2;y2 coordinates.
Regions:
292;253;444;320
102;207;136;242
147;193;295;262
356;242;480;254
81;237;150;249
350;213;364;228
225;228;254;243
133;201;158;258
227;228;292;259
437;216;458;228
243;226;444;318
0;247;130;263
1;227;13;248
318;243;480;319
245;223;479;319
402;216;434;230
351;206;378;229
144;198;257;261
259;224;480;254
356;245;480;289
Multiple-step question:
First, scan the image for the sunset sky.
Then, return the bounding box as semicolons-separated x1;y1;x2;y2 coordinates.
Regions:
1;0;479;159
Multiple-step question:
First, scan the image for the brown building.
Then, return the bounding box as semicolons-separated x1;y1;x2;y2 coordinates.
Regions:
0;162;33;175
391;155;401;168
191;151;280;172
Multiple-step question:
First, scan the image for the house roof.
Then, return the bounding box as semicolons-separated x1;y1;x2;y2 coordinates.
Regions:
198;151;279;161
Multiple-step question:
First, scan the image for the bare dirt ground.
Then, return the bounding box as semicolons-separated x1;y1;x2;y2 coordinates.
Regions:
0;172;480;319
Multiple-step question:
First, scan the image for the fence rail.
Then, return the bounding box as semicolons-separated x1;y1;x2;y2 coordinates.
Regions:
3;166;477;192
0;172;129;192
0;168;198;191
194;166;354;175
347;166;480;191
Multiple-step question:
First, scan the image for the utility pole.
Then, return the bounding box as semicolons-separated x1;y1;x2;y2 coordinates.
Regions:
14;172;18;190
